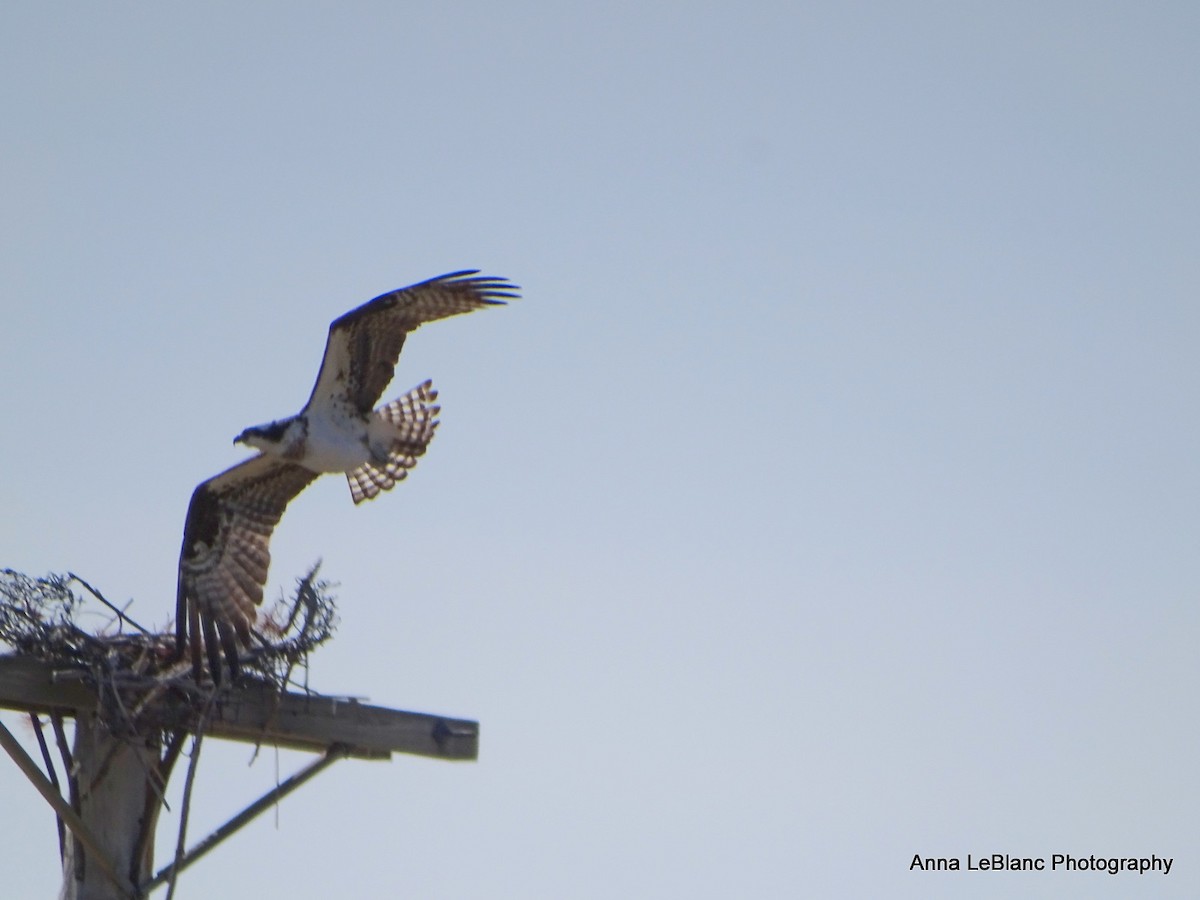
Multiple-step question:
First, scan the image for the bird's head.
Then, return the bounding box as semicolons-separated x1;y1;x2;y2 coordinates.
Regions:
234;419;291;452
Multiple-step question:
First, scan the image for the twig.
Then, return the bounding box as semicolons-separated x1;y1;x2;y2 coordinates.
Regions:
49;712;82;879
131;729;187;889
67;572;153;637
144;744;349;895
29;714;66;860
164;694;215;900
156;731;188;805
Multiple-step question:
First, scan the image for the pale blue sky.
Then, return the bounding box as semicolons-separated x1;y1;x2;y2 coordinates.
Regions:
2;3;1197;898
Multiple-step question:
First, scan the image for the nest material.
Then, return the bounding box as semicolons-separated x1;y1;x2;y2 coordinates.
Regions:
1;565;338;733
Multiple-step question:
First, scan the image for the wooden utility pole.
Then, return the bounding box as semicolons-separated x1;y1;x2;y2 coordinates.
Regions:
0;653;478;899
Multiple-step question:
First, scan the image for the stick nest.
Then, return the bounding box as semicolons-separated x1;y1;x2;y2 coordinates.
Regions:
1;566;338;731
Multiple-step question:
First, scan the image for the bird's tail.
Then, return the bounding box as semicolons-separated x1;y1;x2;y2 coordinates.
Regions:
346;380;440;504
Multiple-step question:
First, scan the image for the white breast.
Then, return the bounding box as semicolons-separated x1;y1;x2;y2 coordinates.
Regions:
300;409;372;473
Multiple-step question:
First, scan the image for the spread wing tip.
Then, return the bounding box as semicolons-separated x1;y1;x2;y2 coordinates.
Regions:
426;269;521;304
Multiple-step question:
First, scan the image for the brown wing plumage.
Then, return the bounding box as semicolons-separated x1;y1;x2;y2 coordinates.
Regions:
176;456;318;684
305;270;519;416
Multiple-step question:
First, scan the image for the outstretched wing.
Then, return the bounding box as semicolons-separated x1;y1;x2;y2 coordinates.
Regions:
176;455;318;684
304;270;519;416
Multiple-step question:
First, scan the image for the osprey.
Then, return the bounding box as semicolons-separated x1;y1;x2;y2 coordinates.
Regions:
176;270;518;684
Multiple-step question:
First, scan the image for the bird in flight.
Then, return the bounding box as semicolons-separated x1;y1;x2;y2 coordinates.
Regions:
176;270;519;684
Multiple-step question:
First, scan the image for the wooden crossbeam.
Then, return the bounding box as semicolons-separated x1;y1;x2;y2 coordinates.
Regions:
0;654;478;761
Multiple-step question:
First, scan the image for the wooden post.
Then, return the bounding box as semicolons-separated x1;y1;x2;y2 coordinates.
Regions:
58;715;159;900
